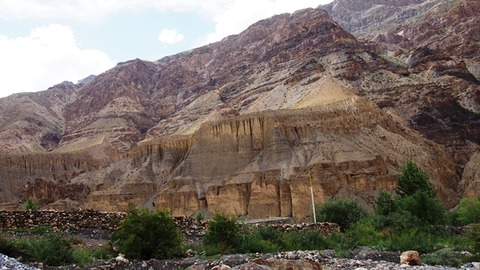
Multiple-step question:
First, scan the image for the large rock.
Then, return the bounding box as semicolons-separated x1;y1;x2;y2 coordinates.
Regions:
400;250;421;266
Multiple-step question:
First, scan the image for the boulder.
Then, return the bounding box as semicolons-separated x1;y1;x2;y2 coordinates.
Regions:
400;250;421;265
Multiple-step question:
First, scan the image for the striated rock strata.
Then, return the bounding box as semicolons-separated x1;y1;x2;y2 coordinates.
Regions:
70;97;458;220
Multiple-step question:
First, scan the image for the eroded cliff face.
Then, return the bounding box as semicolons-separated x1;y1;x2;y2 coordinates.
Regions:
68;97;458;220
0;3;478;217
325;0;480;199
0;152;103;209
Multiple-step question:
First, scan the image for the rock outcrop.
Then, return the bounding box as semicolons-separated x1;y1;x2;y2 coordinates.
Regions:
0;2;478;218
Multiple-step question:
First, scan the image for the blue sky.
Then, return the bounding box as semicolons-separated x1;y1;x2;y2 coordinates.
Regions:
0;0;333;97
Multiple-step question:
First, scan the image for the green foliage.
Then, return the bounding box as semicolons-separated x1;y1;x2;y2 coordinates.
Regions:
345;217;383;247
379;228;437;253
422;248;466;267
316;198;366;231
204;213;239;253
448;198;480;225
71;246;116;266
19;232;74;266
468;224;480;253
237;226;280;254
91;245;116;261
395;191;445;225
375;190;396;216
396;160;435;198
324;232;356;256
195;212;205;223
72;247;95;266
282;230;327;251
0;235;19;257
22;197;39;211
111;209;183;260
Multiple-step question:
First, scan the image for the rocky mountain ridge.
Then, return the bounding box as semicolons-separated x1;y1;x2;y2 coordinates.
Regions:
0;0;478;219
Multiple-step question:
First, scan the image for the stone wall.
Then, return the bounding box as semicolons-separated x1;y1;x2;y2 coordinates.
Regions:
0;210;340;236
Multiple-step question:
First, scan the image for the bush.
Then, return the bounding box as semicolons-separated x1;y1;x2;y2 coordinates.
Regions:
111;209;183;260
71;245;115;266
282;230;327;251
204;213;239;253
395;191;445;225
379;228;437;253
237;227;280;254
19;232;74;266
468;224;480;253
345;217;382;247
0;235;20;258
375;190;396;216
422;248;466;267
22;197;39;211
396;160;435;198
195;212;205;223
452;198;480;225
316;198;366;231
72;247;95;266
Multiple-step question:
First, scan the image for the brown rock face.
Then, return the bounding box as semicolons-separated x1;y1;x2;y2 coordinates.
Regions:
0;4;478;217
326;0;480;198
69;98;457;219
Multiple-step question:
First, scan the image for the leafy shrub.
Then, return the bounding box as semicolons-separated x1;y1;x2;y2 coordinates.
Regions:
468;224;480;253
345;217;382;247
396;160;435;198
423;248;470;267
237;231;278;253
236;226;281;253
111;209;183;260
375;190;396;216
451;198;480;225
324;231;357;256
91;245;116;261
19;232;74;266
204;213;239;253
0;235;20;258
316;198;366;231
282;230;327;251
72;247;95;266
395;191;445;225
370;210;418;231
22;197;39;211
71;245;115;266
195;212;205;223
379;228;437;253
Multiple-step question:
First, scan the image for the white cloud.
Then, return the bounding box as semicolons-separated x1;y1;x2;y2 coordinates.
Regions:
0;0;233;23
0;0;331;24
158;28;184;44
0;24;115;97
205;0;327;43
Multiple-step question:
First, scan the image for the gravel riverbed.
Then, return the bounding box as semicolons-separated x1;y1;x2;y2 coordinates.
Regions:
2;250;479;270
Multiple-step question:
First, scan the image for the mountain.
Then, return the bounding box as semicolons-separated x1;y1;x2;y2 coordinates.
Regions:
324;0;480;78
0;1;478;219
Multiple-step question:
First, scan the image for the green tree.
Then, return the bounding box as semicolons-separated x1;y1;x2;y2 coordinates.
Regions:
20;233;73;266
396;160;436;198
395;190;445;225
455;198;480;225
204;213;239;253
316;198;366;231
111;209;182;260
375;190;396;216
